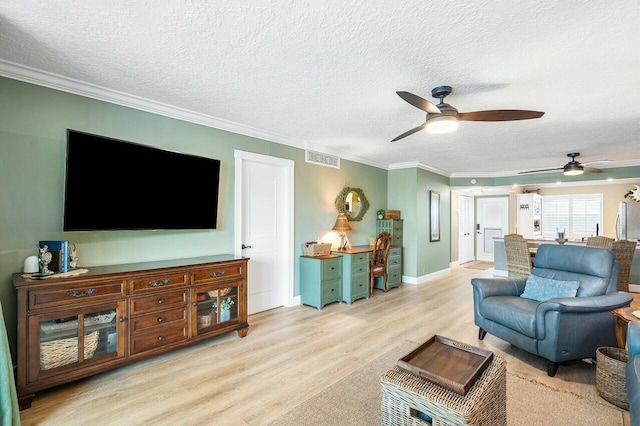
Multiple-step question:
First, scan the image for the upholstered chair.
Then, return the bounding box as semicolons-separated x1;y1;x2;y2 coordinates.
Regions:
471;244;632;377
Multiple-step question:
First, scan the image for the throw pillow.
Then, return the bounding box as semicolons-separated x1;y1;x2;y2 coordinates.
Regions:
520;275;580;302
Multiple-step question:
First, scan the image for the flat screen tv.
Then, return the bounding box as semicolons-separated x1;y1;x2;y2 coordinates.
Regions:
64;130;221;231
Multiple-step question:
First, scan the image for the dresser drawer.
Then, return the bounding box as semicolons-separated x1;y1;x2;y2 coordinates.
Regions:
351;274;369;295
131;308;187;332
322;258;341;281
322;278;341;301
29;280;126;310
350;262;369;276
388;255;401;268
130;323;188;354
130;289;187;315
388;265;402;285
130;272;188;294
351;252;370;265
192;263;243;284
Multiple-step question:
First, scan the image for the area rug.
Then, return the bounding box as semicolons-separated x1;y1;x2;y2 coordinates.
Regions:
271;341;624;426
464;261;494;270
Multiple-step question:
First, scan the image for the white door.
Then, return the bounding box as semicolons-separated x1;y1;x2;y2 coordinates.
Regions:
234;151;294;315
459;195;475;263
476;197;509;262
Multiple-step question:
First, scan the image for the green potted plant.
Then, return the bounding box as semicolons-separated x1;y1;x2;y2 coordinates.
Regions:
213;297;234;322
377;209;385;219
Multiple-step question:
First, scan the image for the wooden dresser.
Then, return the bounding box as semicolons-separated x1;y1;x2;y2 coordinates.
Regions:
13;255;249;409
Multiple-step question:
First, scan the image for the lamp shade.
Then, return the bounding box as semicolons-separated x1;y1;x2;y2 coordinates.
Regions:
332;213;352;231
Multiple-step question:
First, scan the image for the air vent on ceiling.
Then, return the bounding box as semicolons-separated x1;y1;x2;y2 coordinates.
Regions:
305;150;340;169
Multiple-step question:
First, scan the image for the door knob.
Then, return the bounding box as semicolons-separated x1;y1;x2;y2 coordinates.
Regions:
241;244;252;249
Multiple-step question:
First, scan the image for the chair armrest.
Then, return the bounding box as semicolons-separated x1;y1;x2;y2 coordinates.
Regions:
629;321;640;357
535;292;633;339
471;277;527;299
537;292;633;315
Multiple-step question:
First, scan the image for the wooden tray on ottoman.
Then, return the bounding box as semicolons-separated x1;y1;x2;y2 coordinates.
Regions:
397;335;493;395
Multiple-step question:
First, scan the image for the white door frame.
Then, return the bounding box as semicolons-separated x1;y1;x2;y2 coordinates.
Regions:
476;196;509;262
234;150;297;308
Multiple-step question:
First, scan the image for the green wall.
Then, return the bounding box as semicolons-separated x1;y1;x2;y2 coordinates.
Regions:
388;168;451;278
0;76;388;360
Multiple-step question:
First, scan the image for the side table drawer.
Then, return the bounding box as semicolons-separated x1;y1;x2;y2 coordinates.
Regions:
388;265;402;286
388;255;401;268
192;263;243;285
322;259;342;281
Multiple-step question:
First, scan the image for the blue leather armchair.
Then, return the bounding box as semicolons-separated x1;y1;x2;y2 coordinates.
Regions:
627;321;640;426
472;244;633;376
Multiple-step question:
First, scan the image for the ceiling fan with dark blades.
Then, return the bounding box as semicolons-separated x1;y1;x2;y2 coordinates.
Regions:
518;153;604;176
391;85;545;142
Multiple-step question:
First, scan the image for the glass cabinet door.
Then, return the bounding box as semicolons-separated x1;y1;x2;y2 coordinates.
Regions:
192;284;239;334
31;301;125;378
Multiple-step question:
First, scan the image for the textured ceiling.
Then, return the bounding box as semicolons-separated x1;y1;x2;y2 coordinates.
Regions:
1;1;639;176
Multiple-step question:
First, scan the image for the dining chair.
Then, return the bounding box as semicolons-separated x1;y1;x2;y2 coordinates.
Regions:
504;234;532;278
369;232;392;297
612;240;637;292
586;236;614;249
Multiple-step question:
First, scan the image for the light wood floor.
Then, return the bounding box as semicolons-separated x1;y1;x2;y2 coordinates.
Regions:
19;264;636;425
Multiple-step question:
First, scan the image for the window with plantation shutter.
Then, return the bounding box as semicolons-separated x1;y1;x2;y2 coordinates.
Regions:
541;194;602;240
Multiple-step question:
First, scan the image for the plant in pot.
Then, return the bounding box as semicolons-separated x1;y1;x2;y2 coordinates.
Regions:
377;209;385;219
212;297;234;322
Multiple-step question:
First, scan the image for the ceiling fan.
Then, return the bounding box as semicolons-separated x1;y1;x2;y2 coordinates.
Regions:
518;153;604;176
391;85;545;142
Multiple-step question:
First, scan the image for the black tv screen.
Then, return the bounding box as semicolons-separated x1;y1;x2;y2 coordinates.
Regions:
64;130;221;231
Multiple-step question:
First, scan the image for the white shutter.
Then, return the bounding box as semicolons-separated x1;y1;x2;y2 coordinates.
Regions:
572;194;603;238
542;196;569;239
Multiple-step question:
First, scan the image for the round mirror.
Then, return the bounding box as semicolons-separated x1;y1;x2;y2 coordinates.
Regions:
335;187;370;222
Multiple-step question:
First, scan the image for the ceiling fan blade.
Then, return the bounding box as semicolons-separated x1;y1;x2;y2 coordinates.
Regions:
518;167;563;175
458;110;545;122
585;167;603;173
396;92;441;114
391;123;427;142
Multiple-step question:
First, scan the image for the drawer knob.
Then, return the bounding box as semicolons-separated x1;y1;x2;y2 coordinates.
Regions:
158;336;164;342
67;288;96;298
119;317;125;323
158;299;164;305
211;270;226;277
158;317;164;323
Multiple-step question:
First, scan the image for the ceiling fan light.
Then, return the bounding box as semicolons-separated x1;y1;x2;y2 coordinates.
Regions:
563;163;584;176
426;115;458;134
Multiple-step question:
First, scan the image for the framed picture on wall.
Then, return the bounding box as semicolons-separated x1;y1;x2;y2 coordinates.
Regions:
430;190;440;242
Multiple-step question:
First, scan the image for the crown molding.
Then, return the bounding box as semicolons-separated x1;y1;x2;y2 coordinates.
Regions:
387;161;451;176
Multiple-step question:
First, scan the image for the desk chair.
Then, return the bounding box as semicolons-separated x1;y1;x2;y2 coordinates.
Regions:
369;232;392;297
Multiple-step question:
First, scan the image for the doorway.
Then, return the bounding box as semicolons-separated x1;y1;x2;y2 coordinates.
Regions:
475;197;509;262
234;151;294;315
458;194;475;264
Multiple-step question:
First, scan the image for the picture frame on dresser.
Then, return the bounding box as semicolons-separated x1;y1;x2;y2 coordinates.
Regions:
430;190;440;242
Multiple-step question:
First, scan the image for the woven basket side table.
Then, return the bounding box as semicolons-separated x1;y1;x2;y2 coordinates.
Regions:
380;355;506;425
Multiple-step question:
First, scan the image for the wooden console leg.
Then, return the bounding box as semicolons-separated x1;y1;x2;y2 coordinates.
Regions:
19;393;35;410
237;328;248;338
478;328;487;340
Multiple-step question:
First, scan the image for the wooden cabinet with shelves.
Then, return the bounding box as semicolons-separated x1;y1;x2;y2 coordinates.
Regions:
13;255;248;410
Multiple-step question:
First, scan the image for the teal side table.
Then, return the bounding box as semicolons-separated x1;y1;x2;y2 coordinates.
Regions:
300;255;342;309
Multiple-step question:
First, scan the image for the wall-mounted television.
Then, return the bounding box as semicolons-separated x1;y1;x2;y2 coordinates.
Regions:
63;130;221;231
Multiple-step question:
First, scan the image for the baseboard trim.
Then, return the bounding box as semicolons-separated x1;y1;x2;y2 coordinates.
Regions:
402;268;451;285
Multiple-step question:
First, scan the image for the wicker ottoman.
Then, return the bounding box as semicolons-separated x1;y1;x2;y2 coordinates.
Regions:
380;355;506;425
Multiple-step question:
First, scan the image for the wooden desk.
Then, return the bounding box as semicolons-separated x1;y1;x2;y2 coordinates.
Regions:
331;246;372;303
612;307;640;348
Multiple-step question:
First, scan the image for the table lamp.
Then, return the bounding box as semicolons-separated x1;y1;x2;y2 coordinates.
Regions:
332;213;352;250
